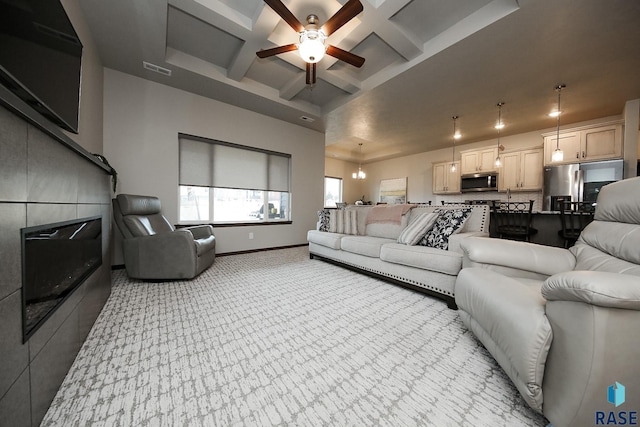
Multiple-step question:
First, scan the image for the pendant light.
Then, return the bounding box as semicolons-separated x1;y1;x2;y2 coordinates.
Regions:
451;116;460;172
494;102;505;167
352;143;366;179
551;84;566;162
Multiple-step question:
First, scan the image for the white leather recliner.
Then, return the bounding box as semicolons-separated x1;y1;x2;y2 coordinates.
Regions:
455;177;640;427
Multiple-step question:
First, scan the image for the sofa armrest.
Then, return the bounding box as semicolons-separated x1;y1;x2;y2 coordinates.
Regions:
460;237;576;276
448;231;488;254
542;271;640;310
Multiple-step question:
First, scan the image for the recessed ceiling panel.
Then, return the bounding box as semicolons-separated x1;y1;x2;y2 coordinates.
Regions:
167;6;244;69
245;57;303;89
216;0;262;19
391;0;493;44
292;79;350;108
328;33;403;80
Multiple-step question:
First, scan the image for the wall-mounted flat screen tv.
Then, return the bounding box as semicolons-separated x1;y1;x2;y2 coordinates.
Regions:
0;0;83;133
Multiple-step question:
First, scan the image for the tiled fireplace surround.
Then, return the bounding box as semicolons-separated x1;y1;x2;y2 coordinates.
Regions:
0;93;112;426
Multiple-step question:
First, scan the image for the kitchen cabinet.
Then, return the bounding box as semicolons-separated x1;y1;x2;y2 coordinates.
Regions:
543;122;623;165
433;161;461;194
498;148;543;192
460;147;498;175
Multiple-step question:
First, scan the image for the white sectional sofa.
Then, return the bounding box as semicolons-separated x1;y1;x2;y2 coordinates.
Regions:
307;204;489;308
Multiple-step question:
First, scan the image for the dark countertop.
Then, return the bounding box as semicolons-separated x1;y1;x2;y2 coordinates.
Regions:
490;210;565;247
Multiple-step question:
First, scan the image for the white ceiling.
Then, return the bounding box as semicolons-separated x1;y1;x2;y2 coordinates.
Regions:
79;0;640;163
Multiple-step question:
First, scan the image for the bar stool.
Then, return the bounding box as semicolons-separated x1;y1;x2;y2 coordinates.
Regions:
491;200;537;242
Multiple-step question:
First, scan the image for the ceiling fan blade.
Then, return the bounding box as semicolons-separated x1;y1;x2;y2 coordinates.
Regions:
264;0;304;33
256;43;298;58
322;0;363;36
306;62;317;85
326;45;365;68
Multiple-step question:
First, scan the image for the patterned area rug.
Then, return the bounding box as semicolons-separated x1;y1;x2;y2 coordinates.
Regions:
42;247;547;426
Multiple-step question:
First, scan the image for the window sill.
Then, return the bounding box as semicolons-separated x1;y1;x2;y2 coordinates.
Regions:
176;221;293;228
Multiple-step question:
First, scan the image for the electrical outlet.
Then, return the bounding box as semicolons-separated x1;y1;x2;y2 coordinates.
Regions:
249;232;254;240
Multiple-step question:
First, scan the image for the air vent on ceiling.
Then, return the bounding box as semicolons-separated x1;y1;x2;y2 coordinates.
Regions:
300;115;315;122
143;61;172;76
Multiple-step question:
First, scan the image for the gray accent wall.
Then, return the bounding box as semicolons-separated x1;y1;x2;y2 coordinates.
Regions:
0;103;112;426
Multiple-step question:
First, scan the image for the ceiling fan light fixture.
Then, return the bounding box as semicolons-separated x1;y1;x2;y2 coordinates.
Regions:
298;29;326;63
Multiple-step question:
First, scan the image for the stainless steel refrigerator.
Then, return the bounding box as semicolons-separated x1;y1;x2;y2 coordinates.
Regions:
542;159;624;211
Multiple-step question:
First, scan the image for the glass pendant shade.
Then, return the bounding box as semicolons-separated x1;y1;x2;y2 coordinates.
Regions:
552;148;564;162
298;30;326;63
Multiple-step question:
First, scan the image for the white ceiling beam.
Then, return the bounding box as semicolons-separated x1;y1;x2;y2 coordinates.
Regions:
360;1;422;60
227;6;283;81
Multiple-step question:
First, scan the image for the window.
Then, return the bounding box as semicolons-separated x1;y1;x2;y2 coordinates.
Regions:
324;176;342;207
178;134;291;223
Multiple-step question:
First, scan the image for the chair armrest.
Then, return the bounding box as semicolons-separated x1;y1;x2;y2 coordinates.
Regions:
448;232;488;254
542;271;640;310
180;224;214;240
460;237;576;276
123;231;197;279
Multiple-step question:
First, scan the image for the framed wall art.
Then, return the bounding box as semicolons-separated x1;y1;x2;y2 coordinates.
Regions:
379;177;407;204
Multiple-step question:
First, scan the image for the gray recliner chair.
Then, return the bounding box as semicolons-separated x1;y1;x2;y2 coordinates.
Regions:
455;177;640;427
113;194;216;279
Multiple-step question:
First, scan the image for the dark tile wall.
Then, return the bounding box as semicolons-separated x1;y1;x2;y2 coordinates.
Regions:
0;104;112;426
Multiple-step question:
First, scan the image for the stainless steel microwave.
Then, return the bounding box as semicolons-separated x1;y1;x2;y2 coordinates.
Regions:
461;173;498;192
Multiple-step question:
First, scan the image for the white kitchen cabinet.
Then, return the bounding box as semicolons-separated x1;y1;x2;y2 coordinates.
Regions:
460;147;498;175
433;161;461;194
498;148;543;192
543;122;623;165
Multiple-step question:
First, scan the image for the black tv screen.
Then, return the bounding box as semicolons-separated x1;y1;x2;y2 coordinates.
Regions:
0;0;83;133
21;216;102;342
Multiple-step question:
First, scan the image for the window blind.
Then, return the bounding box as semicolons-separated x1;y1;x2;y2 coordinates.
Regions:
178;134;291;192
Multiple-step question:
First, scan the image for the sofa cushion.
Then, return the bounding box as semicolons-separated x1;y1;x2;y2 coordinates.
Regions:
380;243;462;275
575;221;640;269
420;208;472;249
307;230;344;249
341;236;395;258
397;212;439;245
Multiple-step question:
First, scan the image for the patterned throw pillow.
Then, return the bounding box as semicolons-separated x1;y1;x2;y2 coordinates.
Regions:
397;212;439;245
318;209;330;232
327;209;358;234
419;208;472;250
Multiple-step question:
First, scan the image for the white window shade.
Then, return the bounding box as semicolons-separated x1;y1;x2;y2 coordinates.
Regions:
268;154;291;192
178;134;290;192
179;138;213;187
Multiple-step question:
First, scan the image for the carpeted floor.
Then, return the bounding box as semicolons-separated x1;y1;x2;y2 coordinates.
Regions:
41;247;547;426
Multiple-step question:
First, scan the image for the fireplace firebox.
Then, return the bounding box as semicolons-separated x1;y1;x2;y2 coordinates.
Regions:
21;216;103;342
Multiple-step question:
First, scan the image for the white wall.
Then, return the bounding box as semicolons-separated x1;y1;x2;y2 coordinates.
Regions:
103;69;325;259
61;0;104;154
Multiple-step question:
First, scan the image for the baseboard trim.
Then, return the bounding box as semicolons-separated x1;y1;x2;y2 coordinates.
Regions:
217;243;308;257
110;244;309;269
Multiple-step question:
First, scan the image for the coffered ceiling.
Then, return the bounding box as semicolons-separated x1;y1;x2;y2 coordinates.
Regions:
79;0;640;163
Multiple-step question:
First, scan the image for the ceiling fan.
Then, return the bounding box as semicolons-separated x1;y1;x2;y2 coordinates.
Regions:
256;0;365;85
